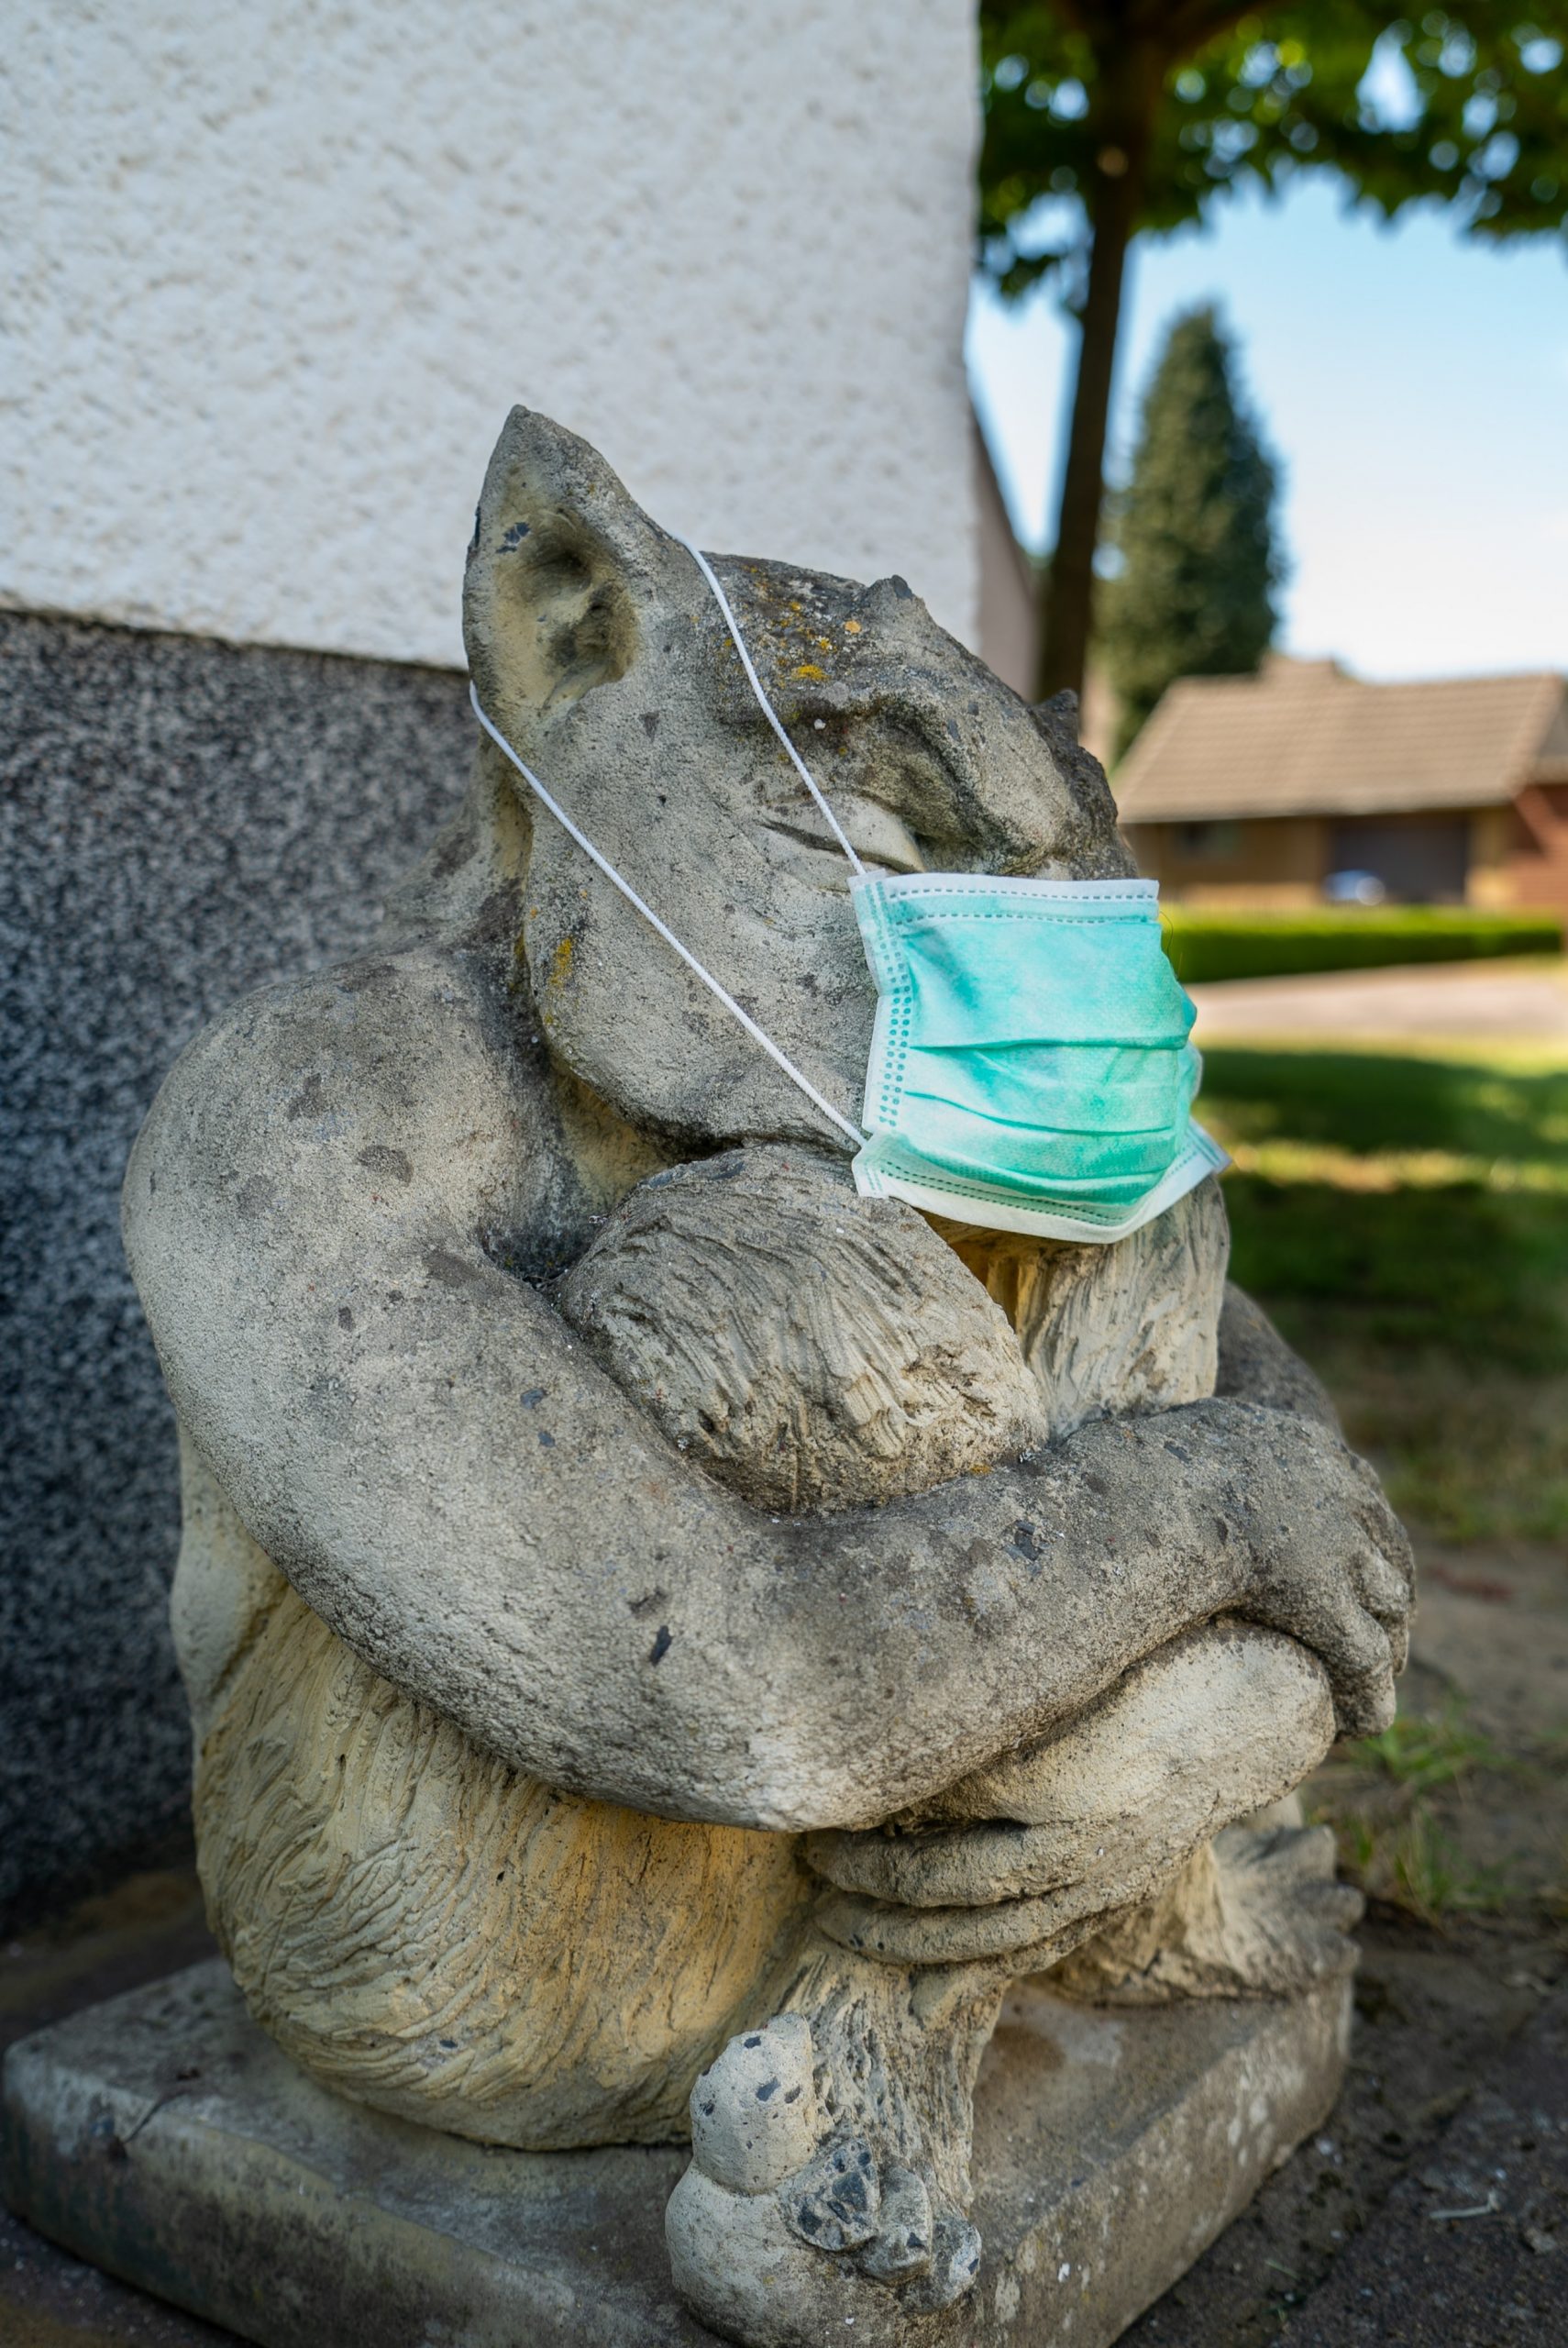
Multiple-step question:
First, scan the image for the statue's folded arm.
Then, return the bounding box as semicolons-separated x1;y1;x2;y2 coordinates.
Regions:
126;936;1410;1833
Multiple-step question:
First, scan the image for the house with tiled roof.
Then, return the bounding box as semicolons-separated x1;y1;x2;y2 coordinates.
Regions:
1115;656;1568;911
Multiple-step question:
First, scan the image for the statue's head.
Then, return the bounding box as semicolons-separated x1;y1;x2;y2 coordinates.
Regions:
463;408;1132;1149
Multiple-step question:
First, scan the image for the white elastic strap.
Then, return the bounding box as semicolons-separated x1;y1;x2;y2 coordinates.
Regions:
672;533;867;880
469;682;867;1151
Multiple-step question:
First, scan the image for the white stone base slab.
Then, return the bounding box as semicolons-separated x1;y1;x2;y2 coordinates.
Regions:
2;1959;1351;2346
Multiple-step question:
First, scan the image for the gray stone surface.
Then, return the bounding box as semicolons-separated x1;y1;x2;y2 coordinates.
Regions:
0;611;469;1927
125;409;1412;1845
3;1961;1352;2348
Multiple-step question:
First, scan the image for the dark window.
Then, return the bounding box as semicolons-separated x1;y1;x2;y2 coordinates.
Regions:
1177;820;1242;858
1329;815;1470;903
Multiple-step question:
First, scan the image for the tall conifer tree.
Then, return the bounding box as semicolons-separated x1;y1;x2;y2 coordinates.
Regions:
1102;306;1281;756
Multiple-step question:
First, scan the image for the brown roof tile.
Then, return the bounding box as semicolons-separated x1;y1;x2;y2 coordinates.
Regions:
1113;659;1566;823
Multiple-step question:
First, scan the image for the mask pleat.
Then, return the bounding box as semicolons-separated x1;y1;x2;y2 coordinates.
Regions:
852;873;1220;1240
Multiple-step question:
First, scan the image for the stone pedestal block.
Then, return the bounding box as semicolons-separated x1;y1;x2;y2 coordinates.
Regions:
3;1961;1351;2347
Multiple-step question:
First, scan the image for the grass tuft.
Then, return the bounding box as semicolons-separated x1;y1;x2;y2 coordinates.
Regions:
1340;1705;1515;1794
1310;1701;1522;1923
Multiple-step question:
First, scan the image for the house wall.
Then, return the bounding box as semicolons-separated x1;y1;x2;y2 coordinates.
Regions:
1468;806;1518;907
0;615;472;1931
1130;804;1568;913
1122;816;1329;905
1494;784;1568;914
2;0;982;661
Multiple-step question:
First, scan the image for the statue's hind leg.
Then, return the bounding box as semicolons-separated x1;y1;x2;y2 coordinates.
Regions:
667;1935;1007;2345
1049;1807;1364;2005
668;1617;1344;2345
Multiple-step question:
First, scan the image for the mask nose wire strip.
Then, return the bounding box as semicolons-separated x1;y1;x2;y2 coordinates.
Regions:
469;681;867;1153
673;534;867;881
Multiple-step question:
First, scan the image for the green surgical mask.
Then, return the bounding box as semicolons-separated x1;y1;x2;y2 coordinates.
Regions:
850;871;1225;1242
470;537;1224;1246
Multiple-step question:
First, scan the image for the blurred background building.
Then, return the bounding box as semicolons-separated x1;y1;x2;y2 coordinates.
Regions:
1120;657;1568;910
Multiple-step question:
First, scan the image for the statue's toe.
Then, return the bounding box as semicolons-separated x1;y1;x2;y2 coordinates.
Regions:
780;2134;880;2250
689;2010;819;2193
900;2210;984;2311
856;2164;933;2279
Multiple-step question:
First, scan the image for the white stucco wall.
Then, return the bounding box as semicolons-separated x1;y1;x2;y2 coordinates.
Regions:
3;1;981;666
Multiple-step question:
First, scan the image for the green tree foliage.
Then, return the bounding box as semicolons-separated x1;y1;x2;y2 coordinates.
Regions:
1102;305;1281;751
978;4;1568;703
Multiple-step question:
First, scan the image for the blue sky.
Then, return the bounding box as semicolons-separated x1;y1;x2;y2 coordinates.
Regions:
966;176;1568;681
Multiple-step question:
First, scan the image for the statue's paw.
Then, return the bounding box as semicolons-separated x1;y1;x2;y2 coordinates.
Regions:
1212;1820;1364;1992
665;2012;980;2346
1055;1822;1364;2007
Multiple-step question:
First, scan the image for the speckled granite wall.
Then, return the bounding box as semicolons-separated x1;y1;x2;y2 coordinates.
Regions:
0;613;470;1926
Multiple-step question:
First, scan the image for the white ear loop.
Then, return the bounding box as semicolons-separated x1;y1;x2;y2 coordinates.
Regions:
469;680;867;1151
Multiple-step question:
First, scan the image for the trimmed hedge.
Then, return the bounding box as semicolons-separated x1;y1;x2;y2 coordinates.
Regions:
1161;907;1563;987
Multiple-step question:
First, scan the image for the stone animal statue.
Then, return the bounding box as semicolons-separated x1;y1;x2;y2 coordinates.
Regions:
125;411;1412;2346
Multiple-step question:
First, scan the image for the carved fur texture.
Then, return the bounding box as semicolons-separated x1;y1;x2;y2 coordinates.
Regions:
560;1157;1230;1512
559;1146;1047;1511
186;1457;809;2149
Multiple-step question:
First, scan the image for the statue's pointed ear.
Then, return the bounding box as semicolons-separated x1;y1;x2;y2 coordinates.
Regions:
464;408;680;738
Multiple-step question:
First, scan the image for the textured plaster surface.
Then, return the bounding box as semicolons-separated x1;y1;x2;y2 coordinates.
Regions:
0;610;469;1927
2;0;981;662
1;1959;1351;2348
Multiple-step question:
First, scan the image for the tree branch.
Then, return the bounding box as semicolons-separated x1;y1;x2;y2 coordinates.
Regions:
1135;0;1281;56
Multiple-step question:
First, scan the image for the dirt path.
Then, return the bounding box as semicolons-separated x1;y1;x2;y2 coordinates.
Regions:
1125;1523;1568;2345
1189;956;1568;1054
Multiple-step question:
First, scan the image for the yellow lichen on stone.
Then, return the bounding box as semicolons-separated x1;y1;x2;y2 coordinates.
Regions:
791;663;825;681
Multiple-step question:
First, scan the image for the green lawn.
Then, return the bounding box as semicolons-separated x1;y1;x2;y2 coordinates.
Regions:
1201;1047;1568;1545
